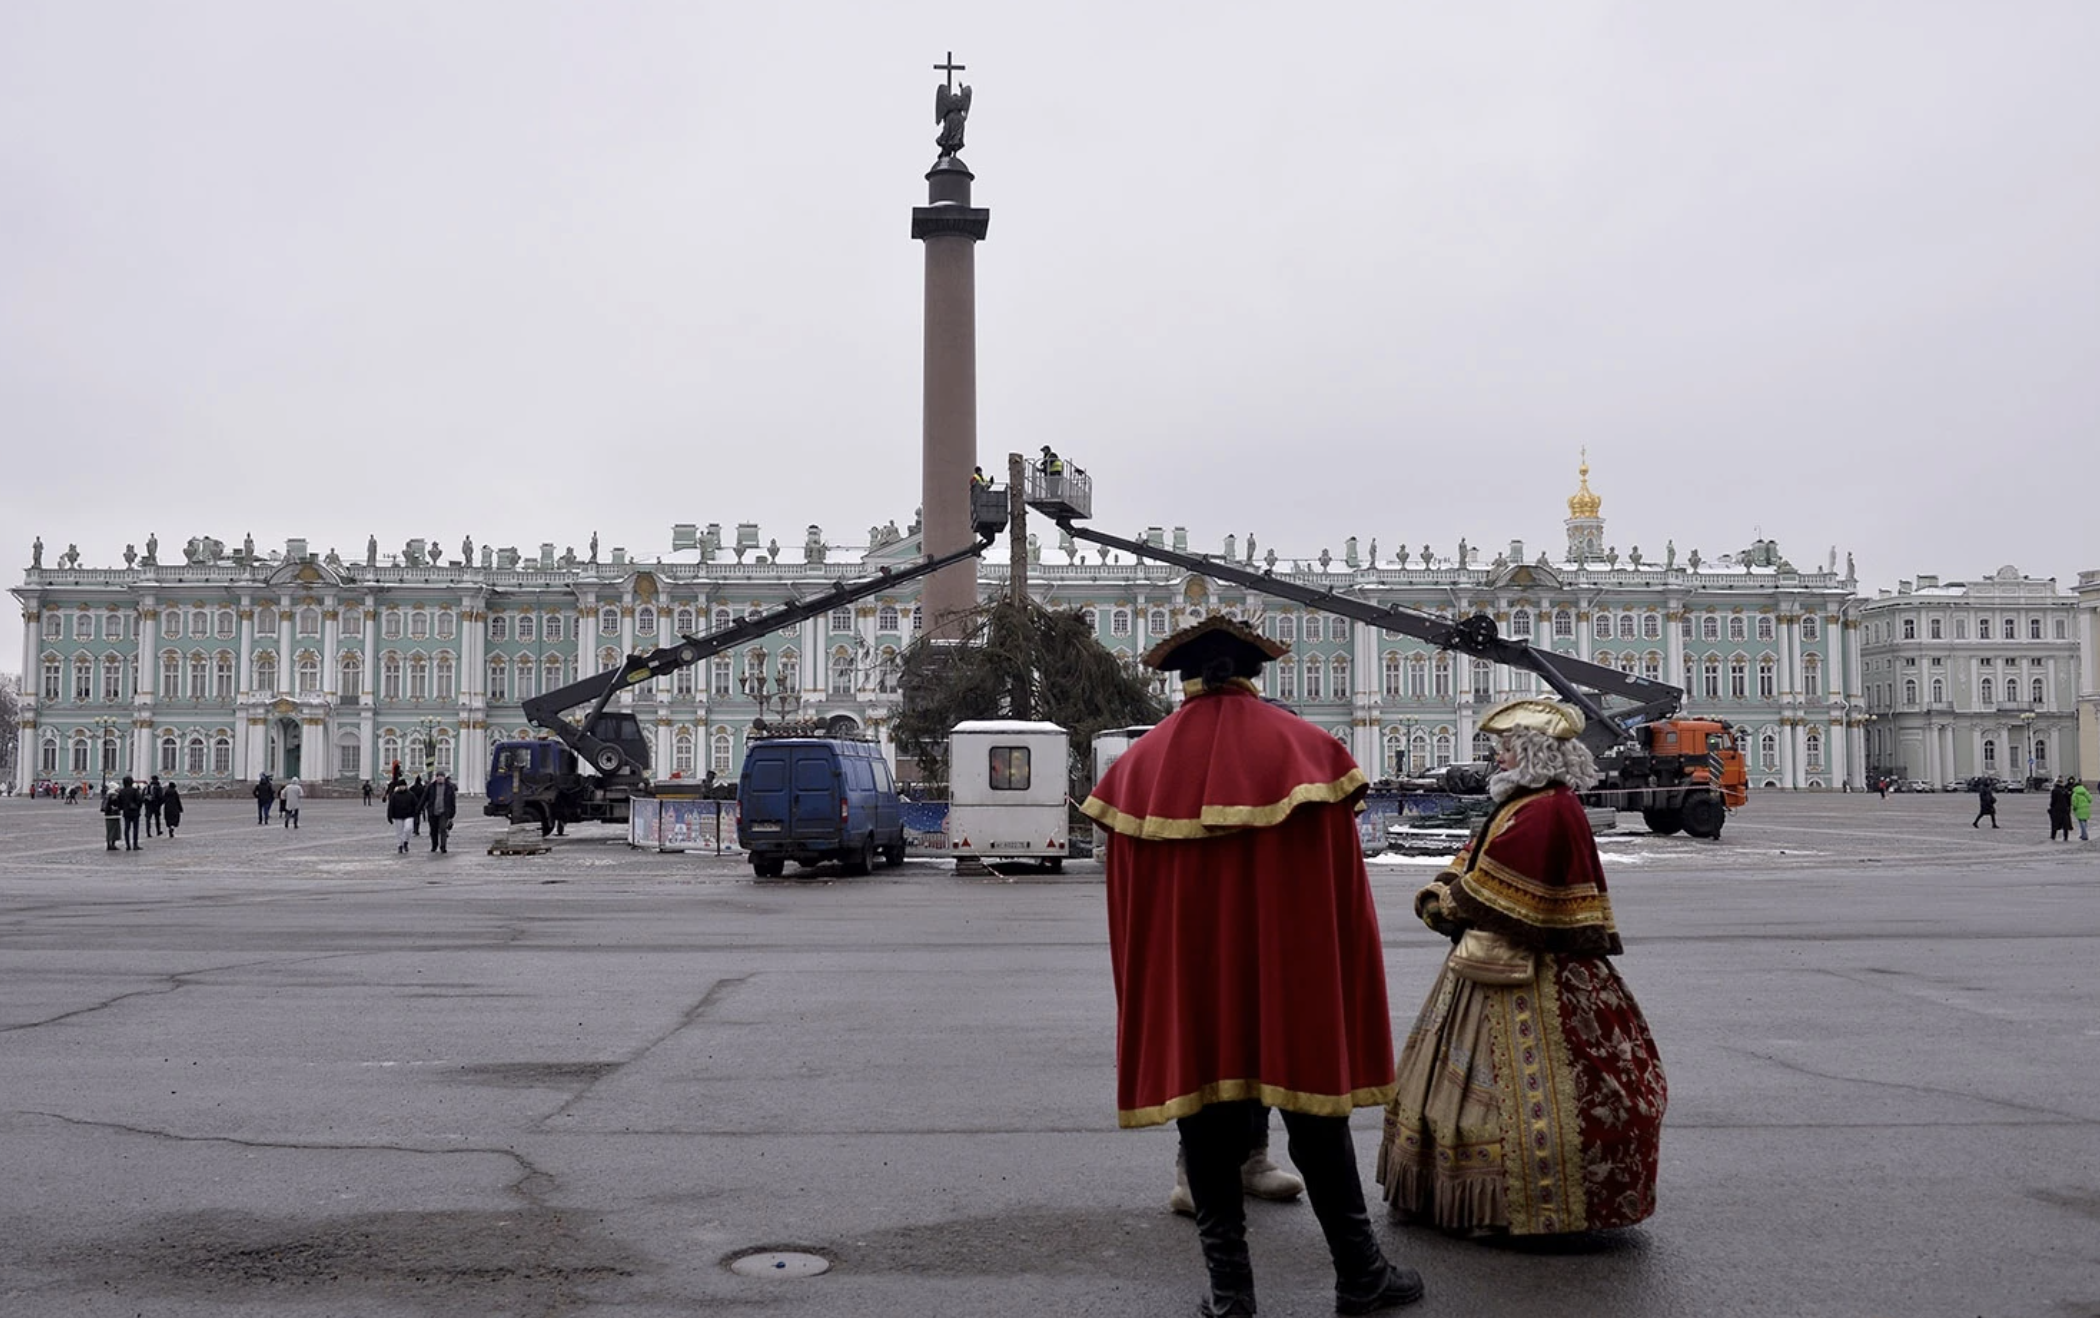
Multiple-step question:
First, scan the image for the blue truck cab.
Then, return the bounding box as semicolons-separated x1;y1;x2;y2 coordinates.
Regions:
737;738;907;878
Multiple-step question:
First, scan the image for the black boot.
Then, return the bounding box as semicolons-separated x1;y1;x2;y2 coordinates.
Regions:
1181;1104;1259;1317
1278;1110;1425;1313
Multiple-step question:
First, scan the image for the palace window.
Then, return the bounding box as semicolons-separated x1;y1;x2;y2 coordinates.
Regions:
1979;676;1994;703
1510;609;1532;639
1433;654;1452;699
1702;657;1722;700
338;736;360;778
39;732;58;774
159;734;178;774
489;615;509;641
602;607;622;634
1757;615;1775;641
711;656;732;697
297;654;320;695
1983;739;1997;769
673;728;696;777
102;654;124;703
69;736;89;775
1303;658;1324;702
1730;656;1748;700
1593;613;1612;640
543;656;564;691
487;658;508;702
104;613;125;641
1805;730;1824;772
190;608;209;638
1928;617;1942;640
711;608;731;633
517;614;537;643
2030;618;2043;640
336;608;357;636
1759;731;1777;769
830;648;854;695
297;608;321;638
74;610;91;640
1274;659;1298;702
180;735;203;776
1332;656;1350;698
157;652;178;698
1642;613;1661;640
41;612;60;639
1904;678;1919;703
780;651;800;691
1149;608;1169;636
674;662;695;696
878;647;901;694
39;654;60;700
406;610;429;640
1902;618;1916;640
1802;654;1822;697
830;607;853;633
1801;615;1820;641
673;607;695;636
380;653;401;700
1275;614;1297;643
875;605;900;633
1931;678;1945;702
911;605;923;634
436;655;456;700
600;647;620;672
2033;678;2046;705
1472;658;1493;702
408;655;429;701
2054;618;2067;640
1331;618;1348;642
1111;608;1131;637
256;652;279;694
1407;654;1428;698
212;735;232;776
711;729;733;775
2003;616;2015;640
1552;609;1573;639
1304;614;1323;644
1728;615;1748;642
1433;733;1454;768
637;607;657;638
1382;653;1403;697
1701;615;1720;642
1081;609;1099;632
545;614;564;642
1643;651;1662;681
339;655;361;703
72;656;92;703
1758;657;1776;700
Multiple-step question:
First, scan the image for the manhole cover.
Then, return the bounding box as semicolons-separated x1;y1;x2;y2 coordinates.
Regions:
726;1249;831;1278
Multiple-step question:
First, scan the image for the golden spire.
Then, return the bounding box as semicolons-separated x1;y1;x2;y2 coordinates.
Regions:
1566;448;1602;519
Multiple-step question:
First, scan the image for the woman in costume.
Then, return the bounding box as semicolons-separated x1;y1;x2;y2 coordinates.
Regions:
1376;698;1667;1236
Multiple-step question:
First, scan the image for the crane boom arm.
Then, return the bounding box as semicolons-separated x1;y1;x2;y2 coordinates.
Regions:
1053;520;1682;756
518;531;998;776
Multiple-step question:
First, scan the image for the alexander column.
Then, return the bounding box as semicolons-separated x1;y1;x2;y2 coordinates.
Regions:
912;52;990;634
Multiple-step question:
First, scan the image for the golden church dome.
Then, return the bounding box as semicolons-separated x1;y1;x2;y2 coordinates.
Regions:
1567;453;1602;519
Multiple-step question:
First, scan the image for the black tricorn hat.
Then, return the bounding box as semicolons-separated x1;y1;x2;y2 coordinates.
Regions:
1141;614;1288;676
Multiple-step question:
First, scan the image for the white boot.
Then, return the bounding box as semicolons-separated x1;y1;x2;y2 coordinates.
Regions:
1240;1140;1305;1201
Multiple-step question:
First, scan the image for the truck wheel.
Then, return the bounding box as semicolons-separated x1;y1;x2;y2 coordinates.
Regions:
1045;857;1064;874
529;803;554;837
752;856;784;879
1681;794;1725;840
844;834;874;876
882;838;906;867
1642;807;1683;836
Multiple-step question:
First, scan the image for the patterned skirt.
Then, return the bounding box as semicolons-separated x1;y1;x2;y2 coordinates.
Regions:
1375;951;1666;1235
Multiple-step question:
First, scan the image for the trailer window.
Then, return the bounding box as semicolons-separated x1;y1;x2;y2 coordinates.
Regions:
989;746;1032;791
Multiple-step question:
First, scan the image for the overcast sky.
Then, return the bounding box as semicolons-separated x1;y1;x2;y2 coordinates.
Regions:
5;0;2097;672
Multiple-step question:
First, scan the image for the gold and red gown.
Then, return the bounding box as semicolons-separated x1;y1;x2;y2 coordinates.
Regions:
1376;784;1667;1234
1081;679;1397;1128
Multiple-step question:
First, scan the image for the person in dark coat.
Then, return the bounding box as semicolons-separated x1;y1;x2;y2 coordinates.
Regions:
116;775;145;851
254;774;274;825
409;774;426;835
362;779;374;806
385;779;417;853
424;770;458;853
162;783;185;837
2047;780;2074;841
144;774;165;835
1973;780;1998;828
101;785;122;850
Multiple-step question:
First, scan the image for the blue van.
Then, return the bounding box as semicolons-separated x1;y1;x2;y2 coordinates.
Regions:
737;738;907;878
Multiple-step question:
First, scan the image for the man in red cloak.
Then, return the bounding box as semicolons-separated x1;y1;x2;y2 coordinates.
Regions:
1083;616;1425;1317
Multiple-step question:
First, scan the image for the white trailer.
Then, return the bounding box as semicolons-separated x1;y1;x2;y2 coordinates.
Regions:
947;720;1070;871
1088;725;1155;856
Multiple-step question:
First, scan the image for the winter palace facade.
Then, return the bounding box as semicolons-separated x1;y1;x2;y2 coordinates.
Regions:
17;469;2071;795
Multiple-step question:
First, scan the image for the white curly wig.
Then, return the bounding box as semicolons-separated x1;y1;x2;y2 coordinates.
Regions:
1487;726;1601;802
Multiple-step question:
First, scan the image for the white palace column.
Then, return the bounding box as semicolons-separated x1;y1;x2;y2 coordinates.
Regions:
132;595;158;774
234;595;258;779
321;596;340;779
359;594;377;778
16;602;39;792
458;590;486;790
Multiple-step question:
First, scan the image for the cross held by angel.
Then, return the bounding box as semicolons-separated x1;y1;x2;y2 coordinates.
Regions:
934;51;971;156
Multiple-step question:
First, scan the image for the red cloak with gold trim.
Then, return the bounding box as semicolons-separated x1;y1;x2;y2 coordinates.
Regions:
1081;682;1396;1128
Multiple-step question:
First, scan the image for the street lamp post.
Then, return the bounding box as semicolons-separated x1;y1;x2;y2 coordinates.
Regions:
740;661;800;729
2021;711;2037;787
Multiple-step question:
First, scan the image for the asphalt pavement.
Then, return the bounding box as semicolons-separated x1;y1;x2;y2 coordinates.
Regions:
0;791;2094;1317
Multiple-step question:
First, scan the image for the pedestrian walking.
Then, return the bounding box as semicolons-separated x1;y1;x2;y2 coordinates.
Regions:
2073;781;2092;842
2047;779;2074;841
115;775;145;851
424;770;458;853
1378;699;1667;1239
409;775;426;835
361;779;374;807
162;782;184;838
253;774;274;825
144;774;165;836
100;785;122;850
386;779;417;853
1080;617;1424;1317
1973;779;1998;828
280;780;304;830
